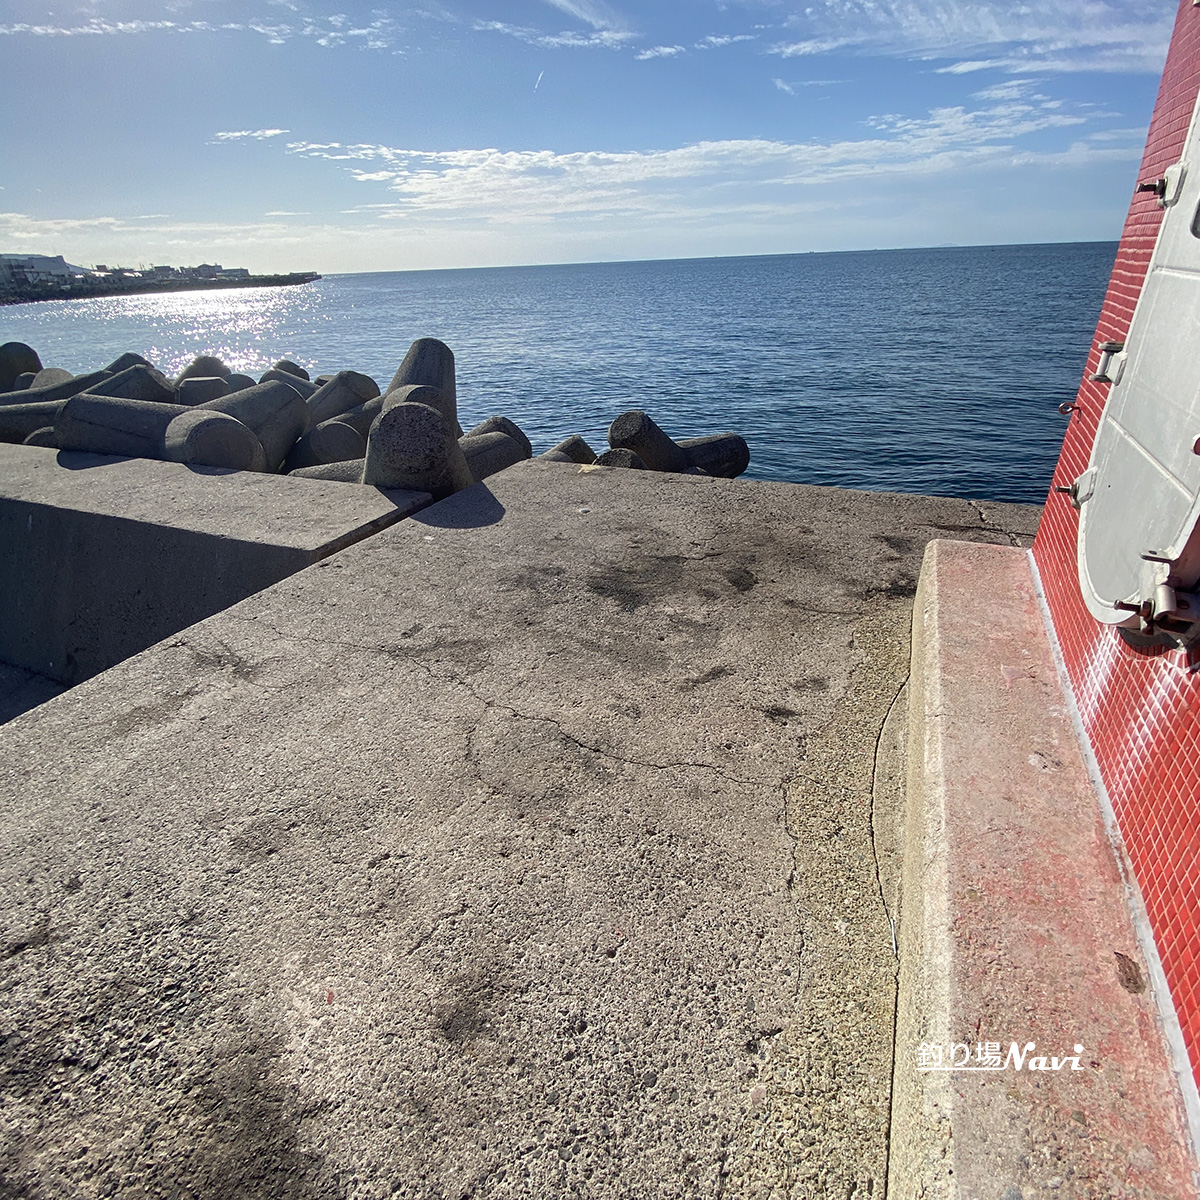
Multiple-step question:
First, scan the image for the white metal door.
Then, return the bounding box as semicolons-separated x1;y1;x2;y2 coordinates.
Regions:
1077;93;1200;642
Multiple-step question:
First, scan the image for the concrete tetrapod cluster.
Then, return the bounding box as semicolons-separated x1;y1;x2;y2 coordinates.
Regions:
0;339;527;498
0;339;752;493
536;410;750;479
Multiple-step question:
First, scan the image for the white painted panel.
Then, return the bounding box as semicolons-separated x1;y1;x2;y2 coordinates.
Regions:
1078;89;1200;629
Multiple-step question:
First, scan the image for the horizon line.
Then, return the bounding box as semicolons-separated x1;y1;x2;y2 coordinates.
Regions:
316;237;1120;277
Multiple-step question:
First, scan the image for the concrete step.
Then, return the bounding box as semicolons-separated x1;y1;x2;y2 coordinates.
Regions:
893;539;1198;1198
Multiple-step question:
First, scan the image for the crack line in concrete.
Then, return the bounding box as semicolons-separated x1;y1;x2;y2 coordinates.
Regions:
870;675;908;947
965;499;1026;548
776;778;804;1004
218;617;768;790
870;673;907;1200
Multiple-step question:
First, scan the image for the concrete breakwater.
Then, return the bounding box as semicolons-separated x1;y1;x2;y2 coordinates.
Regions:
0;338;750;494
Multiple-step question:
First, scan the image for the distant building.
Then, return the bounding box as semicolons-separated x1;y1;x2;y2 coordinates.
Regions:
0;254;74;286
1;254;280;297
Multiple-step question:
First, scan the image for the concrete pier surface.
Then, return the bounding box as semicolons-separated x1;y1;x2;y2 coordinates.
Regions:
1;463;1042;1197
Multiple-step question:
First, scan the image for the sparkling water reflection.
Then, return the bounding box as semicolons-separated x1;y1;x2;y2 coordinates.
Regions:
1;243;1114;504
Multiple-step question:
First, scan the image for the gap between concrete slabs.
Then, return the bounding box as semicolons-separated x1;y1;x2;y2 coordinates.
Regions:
892;538;1198;1200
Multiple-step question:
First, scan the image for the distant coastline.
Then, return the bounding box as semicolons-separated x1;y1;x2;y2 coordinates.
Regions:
0;271;321;308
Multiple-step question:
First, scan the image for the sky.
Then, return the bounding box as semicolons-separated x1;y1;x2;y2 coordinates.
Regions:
0;0;1175;273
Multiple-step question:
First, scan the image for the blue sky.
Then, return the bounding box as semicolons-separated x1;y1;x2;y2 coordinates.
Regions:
0;0;1173;272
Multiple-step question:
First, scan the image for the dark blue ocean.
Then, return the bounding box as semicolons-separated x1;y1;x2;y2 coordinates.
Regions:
2;242;1116;505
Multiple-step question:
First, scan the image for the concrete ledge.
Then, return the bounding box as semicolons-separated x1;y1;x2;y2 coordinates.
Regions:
0;444;430;684
891;539;1197;1199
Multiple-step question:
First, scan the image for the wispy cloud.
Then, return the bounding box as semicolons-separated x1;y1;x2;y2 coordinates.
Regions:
636;44;686;61
773;78;795;95
538;0;626;32
213;128;291;141
0;18;184;36
1086;126;1147;143
771;38;860;59
0;8;404;50
770;0;1170;74
972;78;1040;102
0;0;1168;73
277;97;1120;228
696;34;756;49
0;93;1144;271
472;20;633;50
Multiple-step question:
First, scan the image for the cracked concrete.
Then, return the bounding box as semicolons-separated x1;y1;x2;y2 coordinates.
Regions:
0;462;1038;1199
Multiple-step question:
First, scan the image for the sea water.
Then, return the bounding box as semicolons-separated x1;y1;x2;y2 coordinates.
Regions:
1;242;1115;505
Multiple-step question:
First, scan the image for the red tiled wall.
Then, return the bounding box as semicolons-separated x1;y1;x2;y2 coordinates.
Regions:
1032;0;1200;1090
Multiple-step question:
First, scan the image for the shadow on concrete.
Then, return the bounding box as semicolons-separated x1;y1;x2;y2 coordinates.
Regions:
56;450;136;470
411;483;506;529
0;660;66;725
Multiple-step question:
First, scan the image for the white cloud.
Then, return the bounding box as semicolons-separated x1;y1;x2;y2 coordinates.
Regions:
695;34;756;49
538;0;626;32
472;20;633;49
1086;127;1147;143
279;98;1108;229
636;44;686;60
0;18;182;36
770;0;1171;74
771;37;860;58
773;78;795;94
0;0;1168;73
937;59;1004;74
0;7;404;50
972;78;1039;101
213;128;291;141
0;116;1142;272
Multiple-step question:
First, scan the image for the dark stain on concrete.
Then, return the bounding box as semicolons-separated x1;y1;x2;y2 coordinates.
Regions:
503;565;569;599
104;687;196;737
1115;951;1146;994
0;926;332;1199
177;1038;330;1200
679;665;735;691
189;645;261;682
586;552;707;612
878;534;920;555
791;676;830;693
227;817;291;865
762;705;801;725
867;574;919;600
436;970;508;1046
586;571;649;612
4;913;51;959
723;566;758;593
